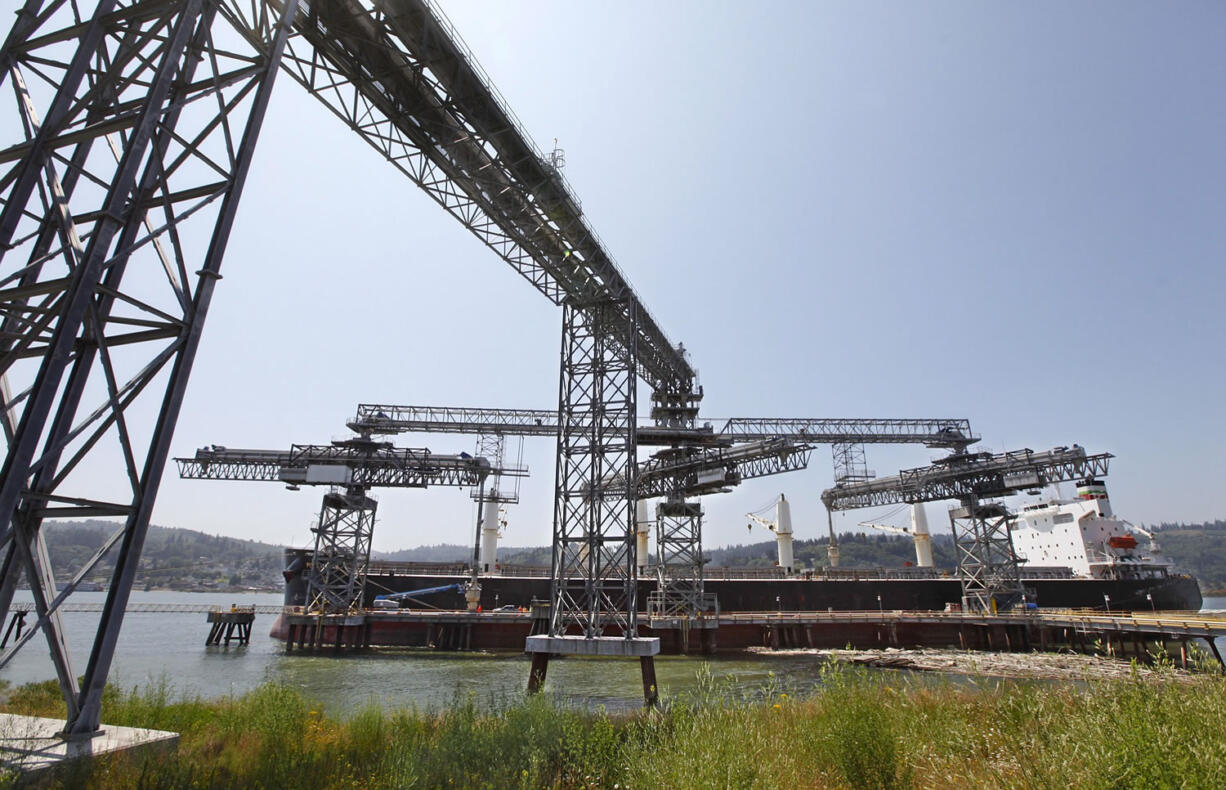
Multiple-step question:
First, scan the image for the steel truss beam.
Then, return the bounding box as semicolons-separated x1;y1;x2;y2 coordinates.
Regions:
0;0;298;736
821;447;1114;511
351;406;976;450
273;0;691;390
714;417;977;448
634;439;813;500
177;437;498;615
823;446;1112;614
175;441;503;488
550;300;638;638
949;501;1026;613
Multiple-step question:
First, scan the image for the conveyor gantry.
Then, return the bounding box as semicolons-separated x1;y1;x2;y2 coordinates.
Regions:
350;405;977;451
821;445;1114;613
0;0;707;729
175;437;524;614
606;438;814;500
820;446;1113;511
175;441;507;489
348;403;980;623
0;0;990;726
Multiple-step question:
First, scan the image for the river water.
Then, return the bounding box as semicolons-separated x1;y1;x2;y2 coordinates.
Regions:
2;592;1223;715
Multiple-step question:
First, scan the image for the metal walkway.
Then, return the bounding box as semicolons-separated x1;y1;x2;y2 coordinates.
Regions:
10;603;287;616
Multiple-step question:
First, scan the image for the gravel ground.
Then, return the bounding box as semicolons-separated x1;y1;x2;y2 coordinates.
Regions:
747;646;1201;680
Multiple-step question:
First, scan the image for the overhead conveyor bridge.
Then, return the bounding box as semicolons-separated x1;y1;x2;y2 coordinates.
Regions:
350;404;977;450
271;0;693;390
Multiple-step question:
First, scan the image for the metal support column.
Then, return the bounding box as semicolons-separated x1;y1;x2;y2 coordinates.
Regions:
950;499;1026;613
547;300;639;638
0;0;301;735
525;298;659;693
644;374;708;620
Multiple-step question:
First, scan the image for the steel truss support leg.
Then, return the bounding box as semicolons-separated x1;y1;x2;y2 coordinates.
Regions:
651;497;706;618
642;378;709;623
950;499;1026;613
307;488;378;614
0;0;301;735
546;300;638;639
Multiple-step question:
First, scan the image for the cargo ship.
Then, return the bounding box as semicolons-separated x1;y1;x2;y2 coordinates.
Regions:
279;484;1201;618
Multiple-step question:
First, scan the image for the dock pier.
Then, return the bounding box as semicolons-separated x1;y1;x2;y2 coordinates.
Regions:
269;607;1226;667
205;606;255;647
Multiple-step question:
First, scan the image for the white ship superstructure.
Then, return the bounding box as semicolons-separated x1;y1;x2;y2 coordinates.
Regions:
1010;480;1169;580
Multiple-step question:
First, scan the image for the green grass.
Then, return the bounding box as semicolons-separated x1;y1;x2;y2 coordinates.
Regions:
1;663;1224;789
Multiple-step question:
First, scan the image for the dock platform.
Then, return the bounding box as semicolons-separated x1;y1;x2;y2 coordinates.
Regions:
269;607;1226;665
205;606;255;646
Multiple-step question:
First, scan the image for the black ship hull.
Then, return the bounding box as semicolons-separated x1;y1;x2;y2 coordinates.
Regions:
286;551;1203;613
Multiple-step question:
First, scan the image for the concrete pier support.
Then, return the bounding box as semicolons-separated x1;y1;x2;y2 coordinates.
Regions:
524;635;661;706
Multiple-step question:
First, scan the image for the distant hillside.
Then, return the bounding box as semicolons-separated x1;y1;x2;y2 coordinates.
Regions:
1151;521;1226;593
708;532;956;570
375;544;551;566
375;534;953;571
41;521;285;590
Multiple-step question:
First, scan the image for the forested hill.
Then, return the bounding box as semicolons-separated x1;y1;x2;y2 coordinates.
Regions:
41;521;284;590
1151;522;1226;594
376;544;551;566
373;536;954;571
707;533;955;569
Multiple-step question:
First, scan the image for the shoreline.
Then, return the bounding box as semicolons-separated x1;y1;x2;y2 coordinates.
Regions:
749;645;1204;681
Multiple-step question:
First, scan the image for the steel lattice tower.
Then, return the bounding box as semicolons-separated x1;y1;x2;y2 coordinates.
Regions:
548;301;640;639
650;497;706;617
307;489;378;614
949;500;1026;613
0;0;299;735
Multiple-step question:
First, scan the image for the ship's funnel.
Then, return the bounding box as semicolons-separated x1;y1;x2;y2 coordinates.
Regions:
1076;479;1112;517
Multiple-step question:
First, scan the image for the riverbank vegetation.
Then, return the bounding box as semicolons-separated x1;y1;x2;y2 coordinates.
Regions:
2;662;1224;789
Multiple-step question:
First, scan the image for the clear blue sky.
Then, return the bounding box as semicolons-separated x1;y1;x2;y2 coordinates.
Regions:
157;1;1225;553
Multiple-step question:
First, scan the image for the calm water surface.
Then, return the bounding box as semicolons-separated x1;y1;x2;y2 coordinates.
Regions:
4;592;1223;715
0;591;826;714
